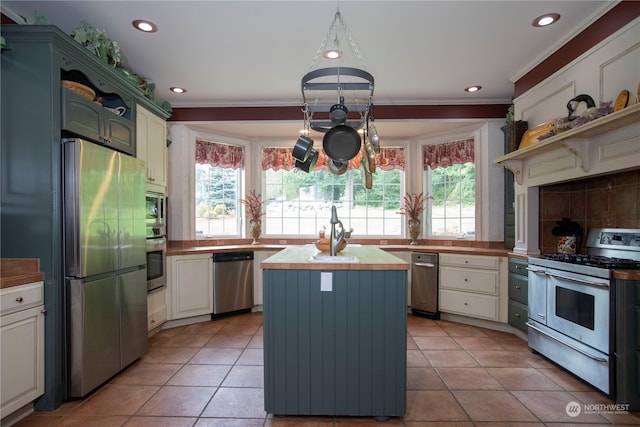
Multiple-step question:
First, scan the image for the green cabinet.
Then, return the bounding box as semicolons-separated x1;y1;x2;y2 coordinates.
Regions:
1;25;168;410
62;87;135;154
263;269;407;419
508;257;528;333
615;279;640;410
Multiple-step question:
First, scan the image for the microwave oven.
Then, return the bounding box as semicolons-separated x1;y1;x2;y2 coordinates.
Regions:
145;192;166;238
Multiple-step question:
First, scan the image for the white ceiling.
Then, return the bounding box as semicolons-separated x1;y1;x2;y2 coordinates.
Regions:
2;1;614;140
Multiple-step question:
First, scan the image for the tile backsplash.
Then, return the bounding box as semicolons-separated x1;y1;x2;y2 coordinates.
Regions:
539;169;640;254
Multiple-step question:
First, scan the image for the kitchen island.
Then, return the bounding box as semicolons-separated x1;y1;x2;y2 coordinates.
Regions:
261;245;409;420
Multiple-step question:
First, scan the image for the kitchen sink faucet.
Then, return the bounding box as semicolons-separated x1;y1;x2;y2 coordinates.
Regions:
329;205;346;256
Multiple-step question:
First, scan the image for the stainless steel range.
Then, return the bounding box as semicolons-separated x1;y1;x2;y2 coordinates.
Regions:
527;228;640;398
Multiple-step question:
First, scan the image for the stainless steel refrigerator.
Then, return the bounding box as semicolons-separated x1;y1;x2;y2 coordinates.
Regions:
63;138;147;398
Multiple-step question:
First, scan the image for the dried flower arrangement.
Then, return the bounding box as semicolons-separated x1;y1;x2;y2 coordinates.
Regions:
239;190;265;221
398;192;432;219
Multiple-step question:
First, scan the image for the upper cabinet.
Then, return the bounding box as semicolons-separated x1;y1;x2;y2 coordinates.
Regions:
61;78;136;155
137;105;168;194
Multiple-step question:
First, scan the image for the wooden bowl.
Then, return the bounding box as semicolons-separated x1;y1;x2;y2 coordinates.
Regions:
315;239;347;253
61;80;96;101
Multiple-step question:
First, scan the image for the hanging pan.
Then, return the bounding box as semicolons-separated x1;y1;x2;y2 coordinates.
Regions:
329;96;349;124
328;159;348;175
323;125;361;162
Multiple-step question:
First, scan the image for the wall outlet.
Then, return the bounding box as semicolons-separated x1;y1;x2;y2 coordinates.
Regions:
380;239;388;245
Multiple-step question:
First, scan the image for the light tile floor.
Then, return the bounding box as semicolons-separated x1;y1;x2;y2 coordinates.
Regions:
12;312;640;426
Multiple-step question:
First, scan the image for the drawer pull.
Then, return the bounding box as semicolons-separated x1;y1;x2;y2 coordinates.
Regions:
464;278;468;282
464;302;468;306
15;297;24;303
515;313;521;318
514;285;521;289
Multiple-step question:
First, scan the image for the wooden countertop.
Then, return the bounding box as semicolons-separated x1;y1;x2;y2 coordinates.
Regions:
0;259;45;289
261;245;409;270
168;242;512;257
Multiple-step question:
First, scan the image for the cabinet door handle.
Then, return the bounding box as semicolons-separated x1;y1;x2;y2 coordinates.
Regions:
15;297;24;303
514;285;521;289
41;309;47;315
515;313;521;318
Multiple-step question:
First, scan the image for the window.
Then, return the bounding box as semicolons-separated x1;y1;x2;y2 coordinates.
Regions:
262;147;405;236
194;139;243;238
423;138;475;238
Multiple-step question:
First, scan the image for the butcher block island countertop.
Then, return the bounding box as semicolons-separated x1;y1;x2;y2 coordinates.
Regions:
260;244;409;271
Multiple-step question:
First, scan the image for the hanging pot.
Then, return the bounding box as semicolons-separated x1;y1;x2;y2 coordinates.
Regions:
292;135;314;162
328;159;348;175
329;96;349;124
295;148;319;173
367;124;380;154
363;140;376;173
323;124;361;162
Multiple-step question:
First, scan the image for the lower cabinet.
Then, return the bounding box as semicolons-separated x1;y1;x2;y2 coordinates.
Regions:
169;254;214;319
439;253;507;322
1;282;45;418
147;286;167;332
508;257;529;333
252;250;279;307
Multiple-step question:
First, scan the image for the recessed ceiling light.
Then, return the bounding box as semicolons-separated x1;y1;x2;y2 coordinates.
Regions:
532;13;560;27
322;49;342;59
132;20;158;33
464;86;482;93
170;87;187;94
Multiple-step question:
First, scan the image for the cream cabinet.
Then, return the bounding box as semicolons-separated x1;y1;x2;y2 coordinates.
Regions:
136;104;168;194
169;255;213;319
1;281;45;417
147;286;167;332
439;254;507;322
252;250;280;307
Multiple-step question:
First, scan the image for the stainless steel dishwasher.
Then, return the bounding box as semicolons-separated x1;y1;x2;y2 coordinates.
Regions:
411;252;439;319
212;251;254;317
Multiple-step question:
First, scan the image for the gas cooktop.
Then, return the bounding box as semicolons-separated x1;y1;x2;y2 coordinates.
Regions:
542;253;640;270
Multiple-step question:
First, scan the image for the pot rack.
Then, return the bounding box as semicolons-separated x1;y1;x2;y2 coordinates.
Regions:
294;9;378;177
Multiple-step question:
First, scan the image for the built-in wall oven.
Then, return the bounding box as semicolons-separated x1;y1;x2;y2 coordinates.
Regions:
527;228;640;401
146;192;167;292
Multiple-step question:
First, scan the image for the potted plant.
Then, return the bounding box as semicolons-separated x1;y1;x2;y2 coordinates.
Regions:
239;190;265;244
398;192;432;245
71;21;172;114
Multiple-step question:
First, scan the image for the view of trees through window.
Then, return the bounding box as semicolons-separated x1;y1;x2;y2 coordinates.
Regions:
264;167;403;236
195;163;240;237
193;152;475;239
428;162;475;237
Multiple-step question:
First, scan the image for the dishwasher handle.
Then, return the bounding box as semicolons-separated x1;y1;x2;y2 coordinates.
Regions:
212;251;254;262
414;262;436;268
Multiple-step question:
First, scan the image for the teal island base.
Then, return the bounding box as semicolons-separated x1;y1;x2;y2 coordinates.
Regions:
263;268;407;419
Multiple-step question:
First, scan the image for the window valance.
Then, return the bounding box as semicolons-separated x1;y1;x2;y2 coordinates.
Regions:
195;139;244;169
423;138;474;170
262;147;405;172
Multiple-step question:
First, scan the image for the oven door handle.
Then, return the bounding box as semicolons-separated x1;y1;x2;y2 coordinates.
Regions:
544;271;609;288
526;322;608;363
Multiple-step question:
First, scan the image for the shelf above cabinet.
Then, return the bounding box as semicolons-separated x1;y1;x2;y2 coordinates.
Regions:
494;103;640;185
